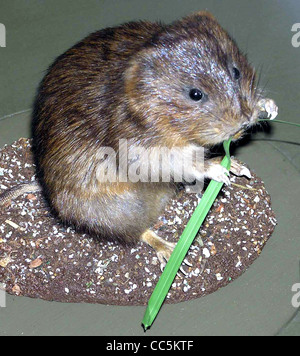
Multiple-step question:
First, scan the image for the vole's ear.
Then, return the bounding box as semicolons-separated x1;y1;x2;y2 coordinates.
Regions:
178;10;218;24
124;48;159;90
124;59;140;99
124;51;156;102
190;11;217;21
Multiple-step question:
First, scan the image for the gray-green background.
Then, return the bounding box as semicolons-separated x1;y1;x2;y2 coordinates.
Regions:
0;0;299;336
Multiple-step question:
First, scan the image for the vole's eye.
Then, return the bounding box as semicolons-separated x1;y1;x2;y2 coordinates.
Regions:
233;67;240;80
189;88;203;101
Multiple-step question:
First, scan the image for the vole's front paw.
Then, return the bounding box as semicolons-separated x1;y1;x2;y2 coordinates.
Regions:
257;98;278;120
206;164;230;186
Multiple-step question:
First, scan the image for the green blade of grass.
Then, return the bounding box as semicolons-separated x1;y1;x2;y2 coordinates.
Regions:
142;139;232;331
258;118;300;128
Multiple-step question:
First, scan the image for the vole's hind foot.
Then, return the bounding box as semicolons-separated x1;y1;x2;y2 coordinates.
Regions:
257;98;278;120
141;229;191;276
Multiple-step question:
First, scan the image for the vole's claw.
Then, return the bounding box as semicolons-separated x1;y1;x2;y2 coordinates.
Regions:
229;158;252;179
156;241;176;272
178;266;188;277
141;230;192;277
157;242;192;277
157;243;175;273
206;164;231;186
183;257;192;267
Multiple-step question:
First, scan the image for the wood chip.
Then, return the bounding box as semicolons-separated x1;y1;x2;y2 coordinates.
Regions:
29;258;43;269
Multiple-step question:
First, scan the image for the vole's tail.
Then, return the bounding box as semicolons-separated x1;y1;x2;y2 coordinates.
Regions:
0;182;41;206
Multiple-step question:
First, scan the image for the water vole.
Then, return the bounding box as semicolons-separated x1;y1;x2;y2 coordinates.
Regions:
1;11;278;270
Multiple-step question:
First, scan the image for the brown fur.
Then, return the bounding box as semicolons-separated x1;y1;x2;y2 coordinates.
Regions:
31;12;264;251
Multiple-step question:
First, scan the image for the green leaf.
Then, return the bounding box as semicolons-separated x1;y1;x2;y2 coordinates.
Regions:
142;139;232;331
258;118;300;128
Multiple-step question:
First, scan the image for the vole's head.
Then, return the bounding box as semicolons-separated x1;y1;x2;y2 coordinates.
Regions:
125;11;259;147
